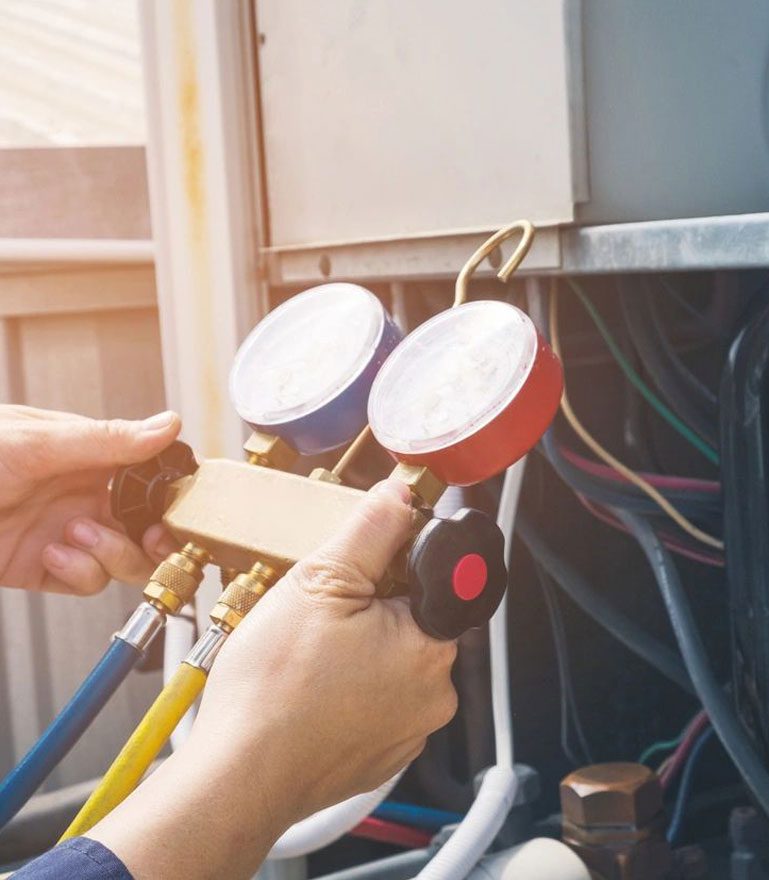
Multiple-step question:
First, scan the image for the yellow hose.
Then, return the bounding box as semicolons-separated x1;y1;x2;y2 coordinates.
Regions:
60;662;207;841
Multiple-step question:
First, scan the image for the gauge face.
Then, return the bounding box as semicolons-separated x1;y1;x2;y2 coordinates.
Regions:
369;300;562;485
230;283;401;455
231;284;384;426
369;301;537;454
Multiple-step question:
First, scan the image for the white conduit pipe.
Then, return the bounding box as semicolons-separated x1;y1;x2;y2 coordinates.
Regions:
413;459;526;880
268;772;404;860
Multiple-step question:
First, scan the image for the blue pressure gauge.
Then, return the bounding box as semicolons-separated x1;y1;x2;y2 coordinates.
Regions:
229;284;401;455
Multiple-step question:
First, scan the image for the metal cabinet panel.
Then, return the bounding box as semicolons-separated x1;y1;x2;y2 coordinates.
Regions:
578;0;769;224
257;0;581;247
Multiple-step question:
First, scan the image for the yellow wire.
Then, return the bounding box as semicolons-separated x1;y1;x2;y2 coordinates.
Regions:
59;663;207;841
549;283;724;551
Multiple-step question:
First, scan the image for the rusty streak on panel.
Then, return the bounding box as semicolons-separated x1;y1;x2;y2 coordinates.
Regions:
172;0;224;456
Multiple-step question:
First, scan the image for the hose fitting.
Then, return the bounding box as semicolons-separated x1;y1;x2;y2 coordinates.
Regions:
143;543;210;615
115;601;165;651
184;624;229;673
209;561;277;632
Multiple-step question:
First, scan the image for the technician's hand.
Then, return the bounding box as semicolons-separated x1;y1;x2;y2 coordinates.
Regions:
90;479;458;880
0;405;180;594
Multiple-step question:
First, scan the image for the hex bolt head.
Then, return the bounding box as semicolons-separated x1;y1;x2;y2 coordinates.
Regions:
560;762;663;829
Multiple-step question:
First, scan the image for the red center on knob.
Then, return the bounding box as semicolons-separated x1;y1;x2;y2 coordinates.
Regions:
452;553;488;601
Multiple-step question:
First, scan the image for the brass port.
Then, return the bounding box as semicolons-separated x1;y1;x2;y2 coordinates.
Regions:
309;467;342;484
243;431;297;471
390;463;446;508
209;561;278;631
144;543;210;615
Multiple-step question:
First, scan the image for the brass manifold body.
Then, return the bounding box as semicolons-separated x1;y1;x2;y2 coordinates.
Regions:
162;459;436;578
150;441;444;631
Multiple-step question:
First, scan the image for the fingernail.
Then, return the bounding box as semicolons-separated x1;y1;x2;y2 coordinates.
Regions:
153;535;178;558
141;410;176;432
372;479;412;505
45;544;72;568
71;521;99;548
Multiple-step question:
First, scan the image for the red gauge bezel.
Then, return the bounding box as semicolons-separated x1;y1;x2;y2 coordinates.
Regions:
384;331;562;486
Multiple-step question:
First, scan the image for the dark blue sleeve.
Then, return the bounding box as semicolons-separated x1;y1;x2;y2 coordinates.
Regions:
12;838;133;879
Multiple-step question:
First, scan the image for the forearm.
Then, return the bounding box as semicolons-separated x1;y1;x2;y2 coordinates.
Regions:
88;735;288;880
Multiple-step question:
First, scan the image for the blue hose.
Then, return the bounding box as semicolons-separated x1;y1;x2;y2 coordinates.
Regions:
373;801;465;831
0;637;142;829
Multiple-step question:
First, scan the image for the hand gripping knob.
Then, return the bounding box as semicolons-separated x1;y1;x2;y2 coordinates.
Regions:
408;507;507;640
110;441;198;543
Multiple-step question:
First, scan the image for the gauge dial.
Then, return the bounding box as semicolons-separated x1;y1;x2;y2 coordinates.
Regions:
368;301;562;485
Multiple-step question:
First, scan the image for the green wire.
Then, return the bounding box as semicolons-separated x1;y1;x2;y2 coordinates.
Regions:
638;733;684;766
565;279;720;466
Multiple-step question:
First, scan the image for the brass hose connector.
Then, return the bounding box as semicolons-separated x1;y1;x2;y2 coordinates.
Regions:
390;462;446;508
143;543;210;615
209;561;277;632
243;431;297;471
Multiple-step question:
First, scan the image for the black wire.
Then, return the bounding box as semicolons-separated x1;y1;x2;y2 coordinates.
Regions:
619;278;718;447
614;509;769;817
538;429;721;522
661;277;718;333
648;288;718;412
516;513;693;694
533;561;593;765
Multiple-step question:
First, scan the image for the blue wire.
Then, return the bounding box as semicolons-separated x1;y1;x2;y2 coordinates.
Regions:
373;800;464;831
666;725;716;845
0;637;141;829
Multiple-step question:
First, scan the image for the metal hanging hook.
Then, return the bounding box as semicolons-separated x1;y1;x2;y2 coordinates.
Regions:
453;219;535;307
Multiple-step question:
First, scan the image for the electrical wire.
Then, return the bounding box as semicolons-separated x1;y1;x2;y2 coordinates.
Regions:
550;286;724;551
666;726;716;844
372;801;464;831
613;510;769;817
619;279;718;447
539;431;719;521
659;277;718;335
534;562;592;765
638;733;684;767
559;445;720;494
647;286;718;412
516;513;693;694
658;710;710;790
350;817;433;849
575;495;724;568
565;278;719;466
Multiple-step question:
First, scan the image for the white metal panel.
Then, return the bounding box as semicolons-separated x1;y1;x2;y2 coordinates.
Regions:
256;0;580;247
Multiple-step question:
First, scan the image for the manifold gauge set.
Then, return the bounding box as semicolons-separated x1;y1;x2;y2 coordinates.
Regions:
114;274;563;641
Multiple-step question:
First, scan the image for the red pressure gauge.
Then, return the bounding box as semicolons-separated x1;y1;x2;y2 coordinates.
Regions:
368;301;563;486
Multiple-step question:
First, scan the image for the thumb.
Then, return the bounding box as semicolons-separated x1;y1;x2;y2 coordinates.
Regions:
26;411;181;478
292;479;414;597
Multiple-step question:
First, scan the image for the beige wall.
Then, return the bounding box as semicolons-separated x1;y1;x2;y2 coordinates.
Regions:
0;147;166;789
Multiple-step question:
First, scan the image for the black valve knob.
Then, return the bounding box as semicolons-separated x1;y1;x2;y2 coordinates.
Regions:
408;507;507;640
110;441;198;543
